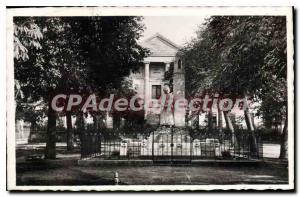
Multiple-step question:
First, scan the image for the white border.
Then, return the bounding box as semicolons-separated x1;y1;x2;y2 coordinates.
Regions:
6;6;294;191
6;6;293;16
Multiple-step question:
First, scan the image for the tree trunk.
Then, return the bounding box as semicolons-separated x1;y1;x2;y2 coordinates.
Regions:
244;109;255;131
92;114;98;129
251;112;256;130
66;111;74;151
29;121;36;143
279;114;288;159
191;112;199;130
207;111;213;131
218;108;223;133
77;111;85;158
113;115;122;131
242;94;258;156
45;100;57;159
244;108;258;155
223;111;236;145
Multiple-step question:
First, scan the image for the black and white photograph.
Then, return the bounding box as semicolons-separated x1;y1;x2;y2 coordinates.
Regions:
6;6;294;191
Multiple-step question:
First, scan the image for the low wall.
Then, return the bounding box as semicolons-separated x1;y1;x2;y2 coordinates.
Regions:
78;159;154;166
78;159;263;167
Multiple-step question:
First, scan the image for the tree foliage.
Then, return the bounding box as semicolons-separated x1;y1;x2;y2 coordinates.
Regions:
14;18;43;61
70;17;149;95
182;16;287;115
14;16;149;158
181;16;288;158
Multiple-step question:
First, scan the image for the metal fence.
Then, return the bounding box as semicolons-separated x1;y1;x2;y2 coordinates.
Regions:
191;129;263;160
80;128;263;162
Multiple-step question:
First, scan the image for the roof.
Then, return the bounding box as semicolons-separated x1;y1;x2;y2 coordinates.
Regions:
141;33;180;57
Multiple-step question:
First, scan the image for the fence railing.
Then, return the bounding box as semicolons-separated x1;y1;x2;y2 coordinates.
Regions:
191;129;263;160
80;129;263;161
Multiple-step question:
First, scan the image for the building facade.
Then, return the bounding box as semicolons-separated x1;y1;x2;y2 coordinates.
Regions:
129;33;185;127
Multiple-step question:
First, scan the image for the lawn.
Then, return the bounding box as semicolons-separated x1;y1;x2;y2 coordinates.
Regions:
16;159;288;185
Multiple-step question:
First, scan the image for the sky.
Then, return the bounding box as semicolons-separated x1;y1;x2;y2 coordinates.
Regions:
140;16;208;47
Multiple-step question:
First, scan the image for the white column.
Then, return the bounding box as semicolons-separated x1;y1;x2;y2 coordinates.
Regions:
144;62;150;118
165;62;170;72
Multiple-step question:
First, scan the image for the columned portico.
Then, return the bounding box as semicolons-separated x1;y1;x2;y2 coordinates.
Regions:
143;61;172;119
165;62;171;72
131;33;185;126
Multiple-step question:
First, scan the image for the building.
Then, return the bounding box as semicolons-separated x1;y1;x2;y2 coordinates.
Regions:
129;33;185;127
130;33;262;130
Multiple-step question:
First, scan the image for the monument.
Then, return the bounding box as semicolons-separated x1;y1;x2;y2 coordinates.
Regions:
160;84;174;127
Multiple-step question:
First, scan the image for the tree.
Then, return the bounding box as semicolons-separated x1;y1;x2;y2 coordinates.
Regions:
69;16;149;137
14;16;148;159
71;17;148;95
14;17;87;158
181;16;287;158
14;18;43;61
181;24;222;132
207;16;287;157
14;18;46;135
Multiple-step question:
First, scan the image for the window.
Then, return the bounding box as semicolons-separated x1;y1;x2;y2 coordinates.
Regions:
178;59;182;69
152;85;161;99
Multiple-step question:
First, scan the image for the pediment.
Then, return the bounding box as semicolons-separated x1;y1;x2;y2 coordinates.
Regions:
141;33;179;57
